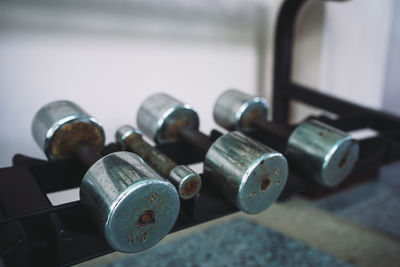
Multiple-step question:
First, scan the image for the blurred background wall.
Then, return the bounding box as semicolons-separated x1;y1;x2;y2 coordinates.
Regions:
0;0;398;169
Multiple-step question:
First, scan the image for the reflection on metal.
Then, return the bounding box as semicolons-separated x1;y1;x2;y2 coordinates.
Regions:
116;125;202;199
137;93;199;144
80;151;180;253
213;89;360;187
204;131;288;214
286;120;359;187
31;100;105;161
170;165;202;200
213;89;268;131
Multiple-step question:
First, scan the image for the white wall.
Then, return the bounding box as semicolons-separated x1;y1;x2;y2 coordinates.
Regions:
0;0;397;168
0;34;256;167
291;0;394;122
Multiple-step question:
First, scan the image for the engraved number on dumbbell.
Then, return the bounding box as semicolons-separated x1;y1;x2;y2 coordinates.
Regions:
128;232;137;244
151;191;160;204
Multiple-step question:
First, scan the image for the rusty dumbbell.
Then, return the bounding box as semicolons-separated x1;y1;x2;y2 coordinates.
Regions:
32;100;180;253
137;93;288;214
116;125;201;200
213;89;359;186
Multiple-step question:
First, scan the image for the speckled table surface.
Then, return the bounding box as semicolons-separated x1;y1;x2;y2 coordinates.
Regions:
316;162;400;239
94;162;400;267
100;218;353;267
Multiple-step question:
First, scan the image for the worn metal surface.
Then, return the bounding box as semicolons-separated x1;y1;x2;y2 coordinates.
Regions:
137;93;199;144
204;131;288;214
116;125;176;177
115;125;143;144
213;89;360;187
169;165;202;200
116;125;201;199
286;120;359;187
213;89;268;131
80;152;180;253
31;100;105;161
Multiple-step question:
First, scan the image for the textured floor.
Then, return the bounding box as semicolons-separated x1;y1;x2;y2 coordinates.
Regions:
316;162;400;238
100;218;352;267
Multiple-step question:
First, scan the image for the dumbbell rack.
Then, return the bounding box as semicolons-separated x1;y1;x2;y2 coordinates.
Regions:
1;0;400;266
270;0;400;197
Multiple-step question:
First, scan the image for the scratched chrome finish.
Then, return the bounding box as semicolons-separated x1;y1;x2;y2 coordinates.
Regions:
204;131;288;214
137;93;199;144
213;89;268;131
32;100;105;161
80;152;180;253
170;165;202;200
286;120;359;187
116;125;202;200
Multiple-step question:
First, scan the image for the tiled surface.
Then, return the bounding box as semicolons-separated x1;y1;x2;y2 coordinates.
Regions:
99;218;352;267
316;162;400;238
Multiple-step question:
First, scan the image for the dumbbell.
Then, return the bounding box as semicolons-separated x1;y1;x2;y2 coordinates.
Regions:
137;93;288;214
116;125;202;200
32;100;180;253
213;89;359;187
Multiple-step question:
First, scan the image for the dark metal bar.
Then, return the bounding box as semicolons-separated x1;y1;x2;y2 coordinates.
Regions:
72;143;102;171
252;117;291;141
287;83;400;127
123;134;177;179
179;127;213;157
307;115;376;132
0;167;51;217
272;0;306;124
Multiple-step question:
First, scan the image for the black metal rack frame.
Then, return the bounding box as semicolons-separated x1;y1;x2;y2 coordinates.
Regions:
272;0;400;170
1;0;400;266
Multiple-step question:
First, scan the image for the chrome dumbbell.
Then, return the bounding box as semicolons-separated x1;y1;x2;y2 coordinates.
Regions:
137;93;288;214
32;100;180;253
116;125;201;200
213;89;360;187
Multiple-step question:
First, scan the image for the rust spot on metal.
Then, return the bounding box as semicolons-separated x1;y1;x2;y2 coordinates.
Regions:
181;179;200;197
167;119;189;139
50;121;103;160
138;210;154;226
242;110;266;129
261;178;270;190
339;148;351;168
248;190;257;199
141;232;148;242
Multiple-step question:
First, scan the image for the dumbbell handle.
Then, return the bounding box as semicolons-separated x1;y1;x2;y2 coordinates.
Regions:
252;118;292;142
73;142;102;170
179;126;213;157
123;133;177;179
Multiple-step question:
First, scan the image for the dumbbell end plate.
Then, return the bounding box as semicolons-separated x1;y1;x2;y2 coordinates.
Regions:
213;89;268;131
237;153;288;214
320;136;359;187
115;125;142;146
32;100;105;161
105;179;179;253
286;120;359;187
137;93;199;144
170;165;202;200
